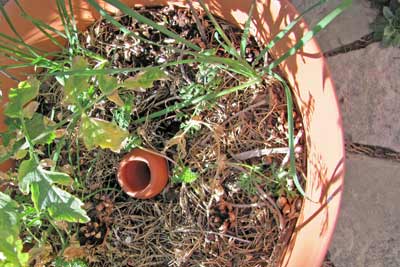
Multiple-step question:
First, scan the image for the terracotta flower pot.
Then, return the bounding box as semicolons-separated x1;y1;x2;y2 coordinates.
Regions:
0;1;345;266
118;148;168;199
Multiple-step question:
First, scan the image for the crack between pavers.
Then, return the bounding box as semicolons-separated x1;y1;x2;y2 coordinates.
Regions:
323;33;377;57
346;142;400;162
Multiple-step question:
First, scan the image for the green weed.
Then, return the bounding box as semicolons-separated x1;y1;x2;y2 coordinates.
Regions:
372;5;400;46
171;165;199;184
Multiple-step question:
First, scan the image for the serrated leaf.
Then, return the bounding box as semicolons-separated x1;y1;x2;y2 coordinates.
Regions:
18;158;89;223
25;113;56;145
107;91;124;107
0;192;29;267
122;69;167;92
80;116;129;152
4;78;40;118
172;166;198;184
64;56;89;104
97;74;118;95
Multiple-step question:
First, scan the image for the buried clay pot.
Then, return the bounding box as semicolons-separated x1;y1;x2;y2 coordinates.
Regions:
117;149;168;199
0;0;345;266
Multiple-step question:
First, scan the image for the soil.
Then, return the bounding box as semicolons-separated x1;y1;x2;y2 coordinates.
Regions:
37;5;306;267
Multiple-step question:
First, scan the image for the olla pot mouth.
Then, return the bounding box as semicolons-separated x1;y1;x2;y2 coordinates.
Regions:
117;149;169;199
118;156;152;194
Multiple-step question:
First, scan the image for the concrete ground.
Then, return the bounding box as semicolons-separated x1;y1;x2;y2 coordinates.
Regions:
291;0;400;266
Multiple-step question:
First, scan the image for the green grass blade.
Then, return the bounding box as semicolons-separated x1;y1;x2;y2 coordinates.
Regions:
0;32;47;55
271;73;307;198
197;0;240;58
14;0;67;40
265;0;352;73
0;4;42;57
101;0;201;51
56;0;75;49
0;44;34;61
48;58;197;78
240;0;256;57
253;0;328;66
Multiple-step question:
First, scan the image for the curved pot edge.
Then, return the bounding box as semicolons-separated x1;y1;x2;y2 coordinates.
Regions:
0;1;345;266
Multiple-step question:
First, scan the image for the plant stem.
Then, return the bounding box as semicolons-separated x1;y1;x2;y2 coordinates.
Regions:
133;78;261;124
19;116;39;162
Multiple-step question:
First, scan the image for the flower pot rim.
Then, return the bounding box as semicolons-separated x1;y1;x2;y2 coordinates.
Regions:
0;1;345;266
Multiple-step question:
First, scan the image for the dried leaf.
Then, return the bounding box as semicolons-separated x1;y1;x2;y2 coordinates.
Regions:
0;171;10;180
54;220;69;232
164;132;186;157
107;90;124;107
122;68;167;92
63;245;87;262
5;78;40;118
39;158;56;169
55;128;67;139
80;116;129;152
28;244;53;267
22;101;40;119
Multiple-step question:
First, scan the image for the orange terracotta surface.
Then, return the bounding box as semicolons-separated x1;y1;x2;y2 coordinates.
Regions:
0;1;345;266
118;148;169;199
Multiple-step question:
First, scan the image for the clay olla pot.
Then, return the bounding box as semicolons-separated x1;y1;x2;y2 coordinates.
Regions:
117;148;168;199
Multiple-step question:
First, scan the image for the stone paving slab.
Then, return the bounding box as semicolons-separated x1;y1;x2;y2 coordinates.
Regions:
327;43;400;152
329;154;400;267
290;0;377;52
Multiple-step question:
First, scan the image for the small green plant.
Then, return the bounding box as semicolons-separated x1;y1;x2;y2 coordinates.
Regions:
171;165;199;184
238;165;263;195
372;5;400;46
55;258;88;267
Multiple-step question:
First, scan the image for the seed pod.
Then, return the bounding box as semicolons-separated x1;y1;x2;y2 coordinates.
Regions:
295;198;303;211
282;203;291;216
276;196;287;209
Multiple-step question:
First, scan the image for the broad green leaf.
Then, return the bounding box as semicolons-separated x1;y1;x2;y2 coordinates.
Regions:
97;74;118;95
18;158;39;194
30;180;88;222
80;116;129;152
18;158;89;223
25;113;56;145
240;0;255;57
4;78;40;118
64;56;89;104
0;192;29;267
122;69;167;92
